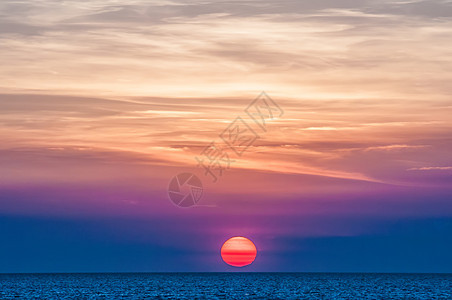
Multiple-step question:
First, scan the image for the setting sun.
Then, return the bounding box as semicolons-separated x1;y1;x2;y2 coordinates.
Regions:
221;237;257;267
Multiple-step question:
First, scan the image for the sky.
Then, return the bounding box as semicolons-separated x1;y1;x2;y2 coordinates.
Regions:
0;0;451;273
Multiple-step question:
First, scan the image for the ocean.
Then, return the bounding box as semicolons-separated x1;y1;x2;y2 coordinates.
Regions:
0;273;450;299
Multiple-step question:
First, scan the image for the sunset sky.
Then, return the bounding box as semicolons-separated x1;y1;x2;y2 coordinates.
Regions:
0;0;451;272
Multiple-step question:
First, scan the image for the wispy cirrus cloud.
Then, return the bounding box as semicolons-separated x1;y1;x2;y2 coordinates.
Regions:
363;144;429;152
1;0;451;98
408;166;452;171
1;92;450;189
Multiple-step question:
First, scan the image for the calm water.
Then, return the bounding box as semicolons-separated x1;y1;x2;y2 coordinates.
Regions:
0;273;451;299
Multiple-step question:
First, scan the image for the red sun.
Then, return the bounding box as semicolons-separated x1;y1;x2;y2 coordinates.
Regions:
221;236;257;267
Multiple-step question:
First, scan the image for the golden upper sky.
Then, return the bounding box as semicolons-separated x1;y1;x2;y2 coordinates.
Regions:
1;0;451;99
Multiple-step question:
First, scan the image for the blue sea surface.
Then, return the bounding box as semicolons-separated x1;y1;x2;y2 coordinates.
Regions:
0;273;451;299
